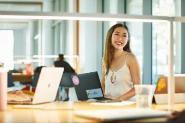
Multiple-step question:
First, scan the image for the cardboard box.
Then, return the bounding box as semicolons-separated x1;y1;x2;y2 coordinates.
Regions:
154;93;185;104
154;74;185;104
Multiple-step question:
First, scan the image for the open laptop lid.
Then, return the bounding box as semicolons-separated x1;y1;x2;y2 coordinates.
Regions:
32;67;64;104
75;72;104;101
60;72;77;87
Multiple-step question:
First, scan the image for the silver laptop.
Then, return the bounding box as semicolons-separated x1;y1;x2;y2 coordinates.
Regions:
8;67;64;105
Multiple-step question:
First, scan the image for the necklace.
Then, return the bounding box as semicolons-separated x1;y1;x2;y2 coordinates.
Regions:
110;72;116;84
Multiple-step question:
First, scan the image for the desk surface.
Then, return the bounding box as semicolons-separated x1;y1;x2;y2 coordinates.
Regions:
1;102;185;123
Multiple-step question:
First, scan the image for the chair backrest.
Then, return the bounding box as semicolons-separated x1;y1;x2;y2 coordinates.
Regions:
7;69;20;87
7;71;14;87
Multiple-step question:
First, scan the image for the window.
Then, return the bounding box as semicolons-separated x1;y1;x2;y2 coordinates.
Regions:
126;0;143;80
152;0;176;82
0;30;14;69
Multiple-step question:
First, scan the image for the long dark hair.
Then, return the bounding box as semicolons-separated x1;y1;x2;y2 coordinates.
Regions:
103;23;131;75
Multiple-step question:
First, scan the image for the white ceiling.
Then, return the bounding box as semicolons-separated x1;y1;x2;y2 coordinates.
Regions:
0;22;28;29
0;3;42;11
0;0;43;3
0;0;43;29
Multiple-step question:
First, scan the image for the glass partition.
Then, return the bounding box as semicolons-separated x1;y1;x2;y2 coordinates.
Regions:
0;13;174;85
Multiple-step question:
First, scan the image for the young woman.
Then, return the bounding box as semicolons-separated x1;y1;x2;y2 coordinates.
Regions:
101;23;140;101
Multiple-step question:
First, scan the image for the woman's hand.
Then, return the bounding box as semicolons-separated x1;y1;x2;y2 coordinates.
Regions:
104;95;115;100
105;95;122;101
113;97;123;102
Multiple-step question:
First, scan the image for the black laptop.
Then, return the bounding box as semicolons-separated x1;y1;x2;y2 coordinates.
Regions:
75;71;111;101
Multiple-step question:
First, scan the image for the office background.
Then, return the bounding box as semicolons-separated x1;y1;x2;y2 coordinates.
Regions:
0;0;184;84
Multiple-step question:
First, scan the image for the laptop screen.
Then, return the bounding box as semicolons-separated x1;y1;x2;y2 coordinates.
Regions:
75;72;104;101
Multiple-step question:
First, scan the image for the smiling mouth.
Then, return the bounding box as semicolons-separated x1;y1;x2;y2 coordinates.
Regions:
116;42;123;45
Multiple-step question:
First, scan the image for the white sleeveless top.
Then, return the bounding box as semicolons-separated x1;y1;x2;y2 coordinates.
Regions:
104;54;134;98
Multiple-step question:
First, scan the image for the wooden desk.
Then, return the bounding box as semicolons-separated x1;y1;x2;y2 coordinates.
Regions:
1;102;185;123
12;73;32;82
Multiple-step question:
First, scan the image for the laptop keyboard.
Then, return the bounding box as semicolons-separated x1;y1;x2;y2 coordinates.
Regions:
8;90;33;104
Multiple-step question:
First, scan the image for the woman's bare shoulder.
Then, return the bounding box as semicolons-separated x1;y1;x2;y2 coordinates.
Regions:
126;52;138;64
126;52;136;59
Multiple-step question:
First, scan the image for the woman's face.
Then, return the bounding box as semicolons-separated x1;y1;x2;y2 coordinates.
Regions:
111;27;128;51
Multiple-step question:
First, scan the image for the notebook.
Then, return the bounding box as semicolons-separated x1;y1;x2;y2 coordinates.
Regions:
75;108;171;121
75;71;111;101
8;67;64;105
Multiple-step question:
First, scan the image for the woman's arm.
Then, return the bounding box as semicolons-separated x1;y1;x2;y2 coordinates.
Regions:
115;54;141;101
101;63;106;94
128;53;140;85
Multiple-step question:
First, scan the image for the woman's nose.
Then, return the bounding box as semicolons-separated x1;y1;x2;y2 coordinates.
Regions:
118;36;123;40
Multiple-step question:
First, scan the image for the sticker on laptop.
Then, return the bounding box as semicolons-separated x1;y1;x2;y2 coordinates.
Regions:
72;75;79;85
86;88;103;98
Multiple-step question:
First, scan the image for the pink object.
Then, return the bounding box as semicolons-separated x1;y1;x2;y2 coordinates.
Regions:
25;63;33;75
72;75;79;85
0;69;7;111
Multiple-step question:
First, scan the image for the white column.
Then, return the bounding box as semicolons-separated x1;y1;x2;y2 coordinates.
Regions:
41;0;53;66
168;21;175;109
64;0;77;67
79;0;99;73
26;21;34;60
